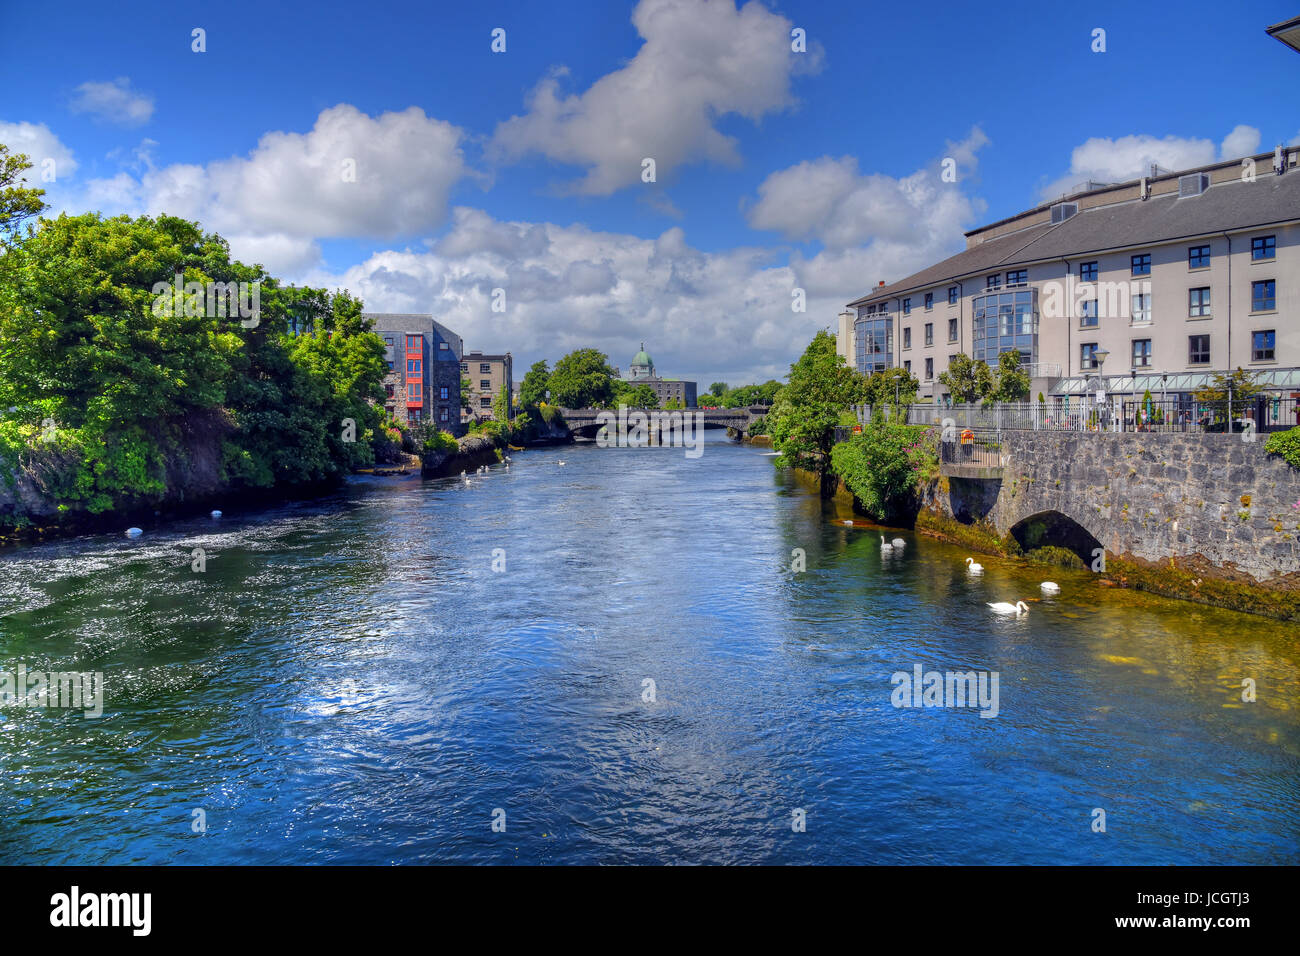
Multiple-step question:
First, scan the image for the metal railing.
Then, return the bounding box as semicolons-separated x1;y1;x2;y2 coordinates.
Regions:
853;395;1300;435
939;435;1002;469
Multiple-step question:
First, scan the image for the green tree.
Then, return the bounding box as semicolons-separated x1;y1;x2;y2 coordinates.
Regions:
492;383;511;422
624;383;659;408
518;359;550;408
547;348;617;408
937;353;994;404
765;330;868;475
0;145;47;246
1194;367;1261;404
460;375;473;412
988;350;1031;403
862;366;920;408
830;422;937;521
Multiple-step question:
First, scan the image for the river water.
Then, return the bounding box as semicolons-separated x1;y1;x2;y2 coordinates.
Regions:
0;435;1296;864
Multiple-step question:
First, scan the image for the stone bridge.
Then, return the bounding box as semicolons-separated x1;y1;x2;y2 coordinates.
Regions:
560;405;768;440
929;430;1300;583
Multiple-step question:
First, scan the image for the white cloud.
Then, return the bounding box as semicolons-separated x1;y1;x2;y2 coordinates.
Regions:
0;120;78;185
69;78;154;127
73;104;472;275
1220;124;1261;160
491;0;822;195
299;208;825;385
1039;127;1262;200
744;127;990;292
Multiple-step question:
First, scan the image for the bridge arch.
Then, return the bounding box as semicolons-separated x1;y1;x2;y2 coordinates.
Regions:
1008;509;1104;567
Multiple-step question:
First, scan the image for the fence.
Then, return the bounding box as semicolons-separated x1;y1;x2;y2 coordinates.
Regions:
939;433;1002;469
853;394;1299;436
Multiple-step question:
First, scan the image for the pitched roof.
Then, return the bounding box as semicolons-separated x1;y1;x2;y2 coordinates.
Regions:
849;161;1300;308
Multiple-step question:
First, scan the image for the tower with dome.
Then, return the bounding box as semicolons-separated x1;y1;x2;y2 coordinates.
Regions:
621;342;697;407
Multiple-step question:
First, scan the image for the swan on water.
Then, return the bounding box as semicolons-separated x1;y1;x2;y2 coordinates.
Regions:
965;557;984;574
1040;581;1060;594
125;527;143;537
891;537;906;548
843;519;853;526
988;600;1029;615
210;510;222;518
880;535;893;551
461;471;470;486
557;460;567;466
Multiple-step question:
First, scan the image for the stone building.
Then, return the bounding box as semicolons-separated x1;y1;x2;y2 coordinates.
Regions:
366;313;465;435
622;343;697;408
461;351;513;424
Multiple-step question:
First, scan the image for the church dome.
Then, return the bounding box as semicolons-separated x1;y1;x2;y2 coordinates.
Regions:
632;344;653;367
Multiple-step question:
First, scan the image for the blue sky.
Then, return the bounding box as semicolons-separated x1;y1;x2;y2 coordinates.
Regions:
2;0;1297;383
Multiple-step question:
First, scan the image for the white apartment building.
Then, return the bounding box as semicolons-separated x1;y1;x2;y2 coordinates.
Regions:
839;149;1300;422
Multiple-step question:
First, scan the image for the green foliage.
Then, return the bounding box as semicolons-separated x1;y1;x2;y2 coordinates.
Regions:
622;383;659;408
663;397;683;410
988;350;1031;403
937;353;993;403
1264;426;1300;468
830;422;937;521
720;380;781;407
547;348;617;408
0;206;388;524
1195;367;1261;404
766;330;868;474
460;375;473;411
0;145;47;246
492;383;511;422
518;360;550;408
862;366;919;407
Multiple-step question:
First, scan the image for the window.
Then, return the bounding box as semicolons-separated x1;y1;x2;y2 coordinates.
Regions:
1188;245;1210;269
903;297;912;315
1252;280;1276;311
385;359;394;370
986;274;1001;290
1252;330;1275;362
924;322;934;346
407;382;421;400
406;335;420;349
853;312;893;373
1131;254;1150;276
1131;339;1152;368
460;362;468;372
480;397;492;408
407;359;422;375
1080;343;1099;369
439;386;449;400
972;290;1037;366
1079;261;1098;282
383;336;394;346
438;341;449;351
479;363;492;373
924;292;934;310
1079;299;1098;327
1130;293;1151;324
1251;235;1276;261
1188;334;1210;365
480;379;491;389
439;408;449;422
924;357;934;380
948;318;958;342
903;360;911;374
948;286;958;305
903;327;912;349
1006;269;1027;287
384;384;394;398
1188;287;1211;317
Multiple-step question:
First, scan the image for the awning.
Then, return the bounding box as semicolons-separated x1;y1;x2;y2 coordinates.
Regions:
1052;368;1300;395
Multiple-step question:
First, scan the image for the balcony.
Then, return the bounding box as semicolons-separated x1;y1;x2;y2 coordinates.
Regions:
939;435;1004;479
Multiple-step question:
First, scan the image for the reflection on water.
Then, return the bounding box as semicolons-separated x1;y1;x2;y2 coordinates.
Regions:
0;435;1296;864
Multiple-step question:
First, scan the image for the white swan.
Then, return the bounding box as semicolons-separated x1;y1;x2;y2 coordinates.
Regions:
965;557;984;574
988;600;1029;615
843;519;853;526
880;535;893;551
461;470;470;486
1040;581;1060;594
210;510;222;518
892;537;906;548
557;460;566;466
125;527;143;537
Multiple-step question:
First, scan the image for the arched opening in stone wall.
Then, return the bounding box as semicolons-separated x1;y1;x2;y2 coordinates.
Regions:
1009;510;1103;568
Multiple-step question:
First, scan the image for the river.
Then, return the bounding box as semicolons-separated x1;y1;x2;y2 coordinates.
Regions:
1;435;1296;864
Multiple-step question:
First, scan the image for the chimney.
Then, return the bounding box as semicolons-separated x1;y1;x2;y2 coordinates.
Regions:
1275;144;1285;174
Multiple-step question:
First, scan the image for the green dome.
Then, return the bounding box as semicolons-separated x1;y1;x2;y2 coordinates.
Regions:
632;343;653;367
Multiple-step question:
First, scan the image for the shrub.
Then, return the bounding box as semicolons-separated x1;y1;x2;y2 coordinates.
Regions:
830;422;937;521
1264;426;1300;468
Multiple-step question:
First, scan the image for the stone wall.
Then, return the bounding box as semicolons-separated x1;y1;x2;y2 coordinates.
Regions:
927;431;1300;585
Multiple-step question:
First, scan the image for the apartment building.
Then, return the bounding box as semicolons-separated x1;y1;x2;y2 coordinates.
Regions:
839;149;1300;419
461;351;513;424
366;313;465;435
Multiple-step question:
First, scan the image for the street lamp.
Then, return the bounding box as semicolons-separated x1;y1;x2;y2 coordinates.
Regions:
1092;348;1110;431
